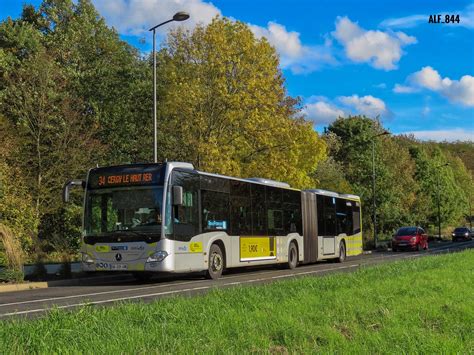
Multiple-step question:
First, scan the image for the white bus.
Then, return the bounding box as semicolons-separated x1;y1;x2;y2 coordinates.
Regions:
64;162;362;280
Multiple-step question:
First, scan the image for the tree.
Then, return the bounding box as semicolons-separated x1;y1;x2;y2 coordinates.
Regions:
327;116;423;241
313;133;353;193
409;146;466;233
155;17;326;188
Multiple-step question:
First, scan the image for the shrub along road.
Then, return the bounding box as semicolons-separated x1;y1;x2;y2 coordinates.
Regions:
0;240;472;320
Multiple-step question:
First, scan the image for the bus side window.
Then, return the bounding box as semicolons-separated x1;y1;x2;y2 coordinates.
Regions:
201;190;229;231
266;186;283;235
251;184;267;236
352;203;361;234
283;189;302;235
230;180;251;235
171;170;199;241
323;196;336;236
336;198;348;235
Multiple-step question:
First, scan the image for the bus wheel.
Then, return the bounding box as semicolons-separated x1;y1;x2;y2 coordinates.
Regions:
336;242;346;263
132;272;153;282
206;244;224;280
287;242;298;269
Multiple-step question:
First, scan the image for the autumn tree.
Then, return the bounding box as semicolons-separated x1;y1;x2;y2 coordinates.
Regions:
155;17;326;188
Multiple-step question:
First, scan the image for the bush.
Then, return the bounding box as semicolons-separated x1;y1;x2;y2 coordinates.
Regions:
0;224;24;282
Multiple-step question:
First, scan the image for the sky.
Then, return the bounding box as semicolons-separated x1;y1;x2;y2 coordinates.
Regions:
2;0;474;141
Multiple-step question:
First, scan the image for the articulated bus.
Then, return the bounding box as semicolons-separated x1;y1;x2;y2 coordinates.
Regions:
64;162;362;280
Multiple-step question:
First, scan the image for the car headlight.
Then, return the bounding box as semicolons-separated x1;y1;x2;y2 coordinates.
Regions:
452;233;455;236
465;232;469;236
410;237;416;242
81;253;94;264
146;251;168;263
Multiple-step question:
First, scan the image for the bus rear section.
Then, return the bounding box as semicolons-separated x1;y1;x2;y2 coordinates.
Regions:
300;190;363;264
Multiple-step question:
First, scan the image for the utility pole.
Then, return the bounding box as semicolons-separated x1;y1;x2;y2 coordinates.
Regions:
371;131;390;248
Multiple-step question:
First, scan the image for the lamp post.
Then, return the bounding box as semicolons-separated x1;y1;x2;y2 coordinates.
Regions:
149;12;190;163
435;163;449;239
371;131;390;248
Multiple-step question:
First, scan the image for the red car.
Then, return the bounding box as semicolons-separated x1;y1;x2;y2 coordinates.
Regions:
392;226;429;252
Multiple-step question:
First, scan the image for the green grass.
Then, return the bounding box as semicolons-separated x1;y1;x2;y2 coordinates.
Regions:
1;251;474;353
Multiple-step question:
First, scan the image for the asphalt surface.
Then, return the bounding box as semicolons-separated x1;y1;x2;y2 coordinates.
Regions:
1;240;473;320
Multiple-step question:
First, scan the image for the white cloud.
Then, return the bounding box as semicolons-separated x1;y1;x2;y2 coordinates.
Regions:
249;22;335;74
303;95;388;124
303;100;347;124
394;66;474;106
93;0;335;74
374;83;387;89
401;128;474;142
338;95;388;117
380;15;427;29
93;0;221;35
332;16;416;70
393;84;418;93
381;4;474;29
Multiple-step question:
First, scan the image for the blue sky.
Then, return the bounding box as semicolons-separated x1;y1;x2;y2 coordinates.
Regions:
2;0;473;141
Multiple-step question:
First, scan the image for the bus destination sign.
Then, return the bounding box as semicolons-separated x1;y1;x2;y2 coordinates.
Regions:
88;164;164;189
97;172;153;187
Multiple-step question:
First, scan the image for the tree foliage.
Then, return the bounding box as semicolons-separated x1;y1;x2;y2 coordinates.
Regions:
155;18;326;188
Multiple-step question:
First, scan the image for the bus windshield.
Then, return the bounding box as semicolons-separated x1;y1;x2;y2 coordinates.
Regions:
85;187;163;236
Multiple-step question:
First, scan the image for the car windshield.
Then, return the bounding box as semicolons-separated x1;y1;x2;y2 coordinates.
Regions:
396;227;417;236
85;187;163;236
454;228;469;232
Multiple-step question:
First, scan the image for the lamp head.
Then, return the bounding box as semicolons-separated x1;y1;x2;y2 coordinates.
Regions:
173;12;190;21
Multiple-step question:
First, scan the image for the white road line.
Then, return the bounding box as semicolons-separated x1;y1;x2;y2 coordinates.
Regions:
0;264;362;317
0;286;212;317
271;264;358;279
2;243;465;310
0;279;205;308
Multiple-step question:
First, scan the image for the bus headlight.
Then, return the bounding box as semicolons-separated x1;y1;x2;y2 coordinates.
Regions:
81;253;94;264
147;251;168;263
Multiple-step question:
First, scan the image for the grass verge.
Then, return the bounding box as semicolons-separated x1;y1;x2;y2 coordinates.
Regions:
1;250;473;353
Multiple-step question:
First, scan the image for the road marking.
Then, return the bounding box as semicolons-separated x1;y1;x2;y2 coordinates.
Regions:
1;242;470;316
0;252;433;308
0;264;361;317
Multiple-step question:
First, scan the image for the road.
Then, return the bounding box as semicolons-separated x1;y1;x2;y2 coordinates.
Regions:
1;240;473;319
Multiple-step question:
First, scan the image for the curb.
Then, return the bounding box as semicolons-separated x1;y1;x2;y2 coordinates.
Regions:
0;273;132;293
0;282;49;293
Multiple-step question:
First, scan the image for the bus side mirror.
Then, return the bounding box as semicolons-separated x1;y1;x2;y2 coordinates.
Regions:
173;185;183;206
63;180;85;203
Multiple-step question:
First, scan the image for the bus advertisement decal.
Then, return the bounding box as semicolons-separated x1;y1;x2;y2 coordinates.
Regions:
95;245;110;253
190;242;203;253
240;237;276;261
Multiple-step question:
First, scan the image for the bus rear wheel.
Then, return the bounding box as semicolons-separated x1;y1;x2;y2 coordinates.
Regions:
336;242;346;263
287;242;298;269
206;244;224;280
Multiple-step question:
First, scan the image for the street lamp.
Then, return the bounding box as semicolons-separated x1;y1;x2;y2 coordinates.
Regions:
435;163;449;240
149;12;190;163
371;130;390;248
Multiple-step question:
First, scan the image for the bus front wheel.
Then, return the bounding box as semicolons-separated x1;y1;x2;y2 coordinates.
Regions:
287;242;298;269
206;244;224;280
